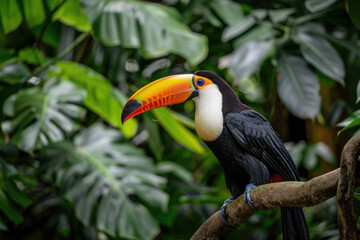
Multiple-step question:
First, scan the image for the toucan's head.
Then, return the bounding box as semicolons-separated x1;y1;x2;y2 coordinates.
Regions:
121;71;220;124
121;70;245;141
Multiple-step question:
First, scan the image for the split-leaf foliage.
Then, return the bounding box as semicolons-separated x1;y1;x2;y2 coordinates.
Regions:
0;0;359;239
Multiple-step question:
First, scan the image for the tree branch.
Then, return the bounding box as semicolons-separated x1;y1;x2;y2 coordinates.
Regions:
191;134;360;240
337;133;360;239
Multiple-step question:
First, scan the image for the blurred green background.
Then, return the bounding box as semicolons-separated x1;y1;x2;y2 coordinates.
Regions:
0;0;360;239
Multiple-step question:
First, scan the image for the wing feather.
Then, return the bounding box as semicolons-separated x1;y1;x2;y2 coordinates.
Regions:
226;110;299;181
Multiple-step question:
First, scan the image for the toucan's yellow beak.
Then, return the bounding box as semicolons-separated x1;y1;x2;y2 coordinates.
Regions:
121;74;197;124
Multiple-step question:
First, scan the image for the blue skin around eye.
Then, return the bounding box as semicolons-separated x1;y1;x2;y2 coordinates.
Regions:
197;78;204;86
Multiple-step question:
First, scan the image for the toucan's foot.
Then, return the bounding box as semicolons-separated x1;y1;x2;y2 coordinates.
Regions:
220;196;236;224
244;183;256;209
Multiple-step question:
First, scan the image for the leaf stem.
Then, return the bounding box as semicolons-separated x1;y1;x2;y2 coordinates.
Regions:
26;31;91;83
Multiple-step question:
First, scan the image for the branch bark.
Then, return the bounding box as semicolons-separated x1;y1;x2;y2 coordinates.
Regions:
191;134;360;240
337;133;360;239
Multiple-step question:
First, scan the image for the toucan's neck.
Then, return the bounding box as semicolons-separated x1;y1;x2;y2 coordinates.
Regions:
193;85;224;142
194;70;249;115
192;71;251;141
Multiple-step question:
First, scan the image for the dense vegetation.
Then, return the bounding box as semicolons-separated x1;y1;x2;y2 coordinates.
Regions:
0;0;359;239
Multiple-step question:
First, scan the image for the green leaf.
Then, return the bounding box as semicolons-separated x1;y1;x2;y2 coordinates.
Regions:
277;53;320;119
337;110;360;127
2;78;86;152
171;111;195;129
337;116;360;135
293;29;345;85
292;11;328;26
45;0;63;11
144;113;163;161
355;192;360;201
82;0;207;65
157;162;193;183
41;123;167;240
53;0;91;32
0;0;22;34
0;188;23;224
18;48;46;65
54;61;138;138
202;8;222;27
305;0;337;13
0;62;29;84
234;22;277;48
4;180;31;207
251;9;267;20
347;0;360;29
22;0;46;28
0;49;14;64
318;33;360;56
268;8;295;23
209;0;243;25
222;16;255;42
229;40;273;81
152;108;204;154
31;22;61;48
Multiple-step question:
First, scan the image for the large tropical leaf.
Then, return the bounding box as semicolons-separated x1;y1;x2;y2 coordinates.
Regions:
0;0;22;34
41;123;168;240
53;61;138;138
293;25;345;85
277;53;320;119
222;16;255;42
52;0;91;32
0;0;89;34
152;108;204;154
229;40;273;81
1;78;86;152
81;0;207;65
22;0;46;28
209;0;243;26
0;62;30;85
234;22;278;48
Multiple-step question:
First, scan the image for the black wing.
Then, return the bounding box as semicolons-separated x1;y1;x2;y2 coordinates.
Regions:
226;110;299;181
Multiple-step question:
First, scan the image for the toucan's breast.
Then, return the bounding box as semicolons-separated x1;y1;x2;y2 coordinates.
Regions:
193;85;223;141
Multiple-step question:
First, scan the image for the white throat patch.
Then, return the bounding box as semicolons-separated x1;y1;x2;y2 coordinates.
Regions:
193;85;223;141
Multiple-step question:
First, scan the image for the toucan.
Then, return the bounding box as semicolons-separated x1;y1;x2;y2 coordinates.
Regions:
121;71;309;240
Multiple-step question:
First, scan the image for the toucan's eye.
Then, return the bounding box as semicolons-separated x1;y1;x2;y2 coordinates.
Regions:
197;78;205;86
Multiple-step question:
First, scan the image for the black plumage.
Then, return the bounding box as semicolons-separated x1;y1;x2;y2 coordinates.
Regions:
195;70;309;240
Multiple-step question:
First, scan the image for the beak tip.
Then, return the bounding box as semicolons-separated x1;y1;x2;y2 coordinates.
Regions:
121;99;141;124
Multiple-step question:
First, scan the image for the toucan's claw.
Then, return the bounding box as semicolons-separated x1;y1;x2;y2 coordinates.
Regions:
220;196;236;224
244;183;256;209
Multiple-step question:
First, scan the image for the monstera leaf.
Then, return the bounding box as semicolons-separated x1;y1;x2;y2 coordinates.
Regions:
53;61;138;138
81;0;207;65
41;123;168;240
1;79;86;152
